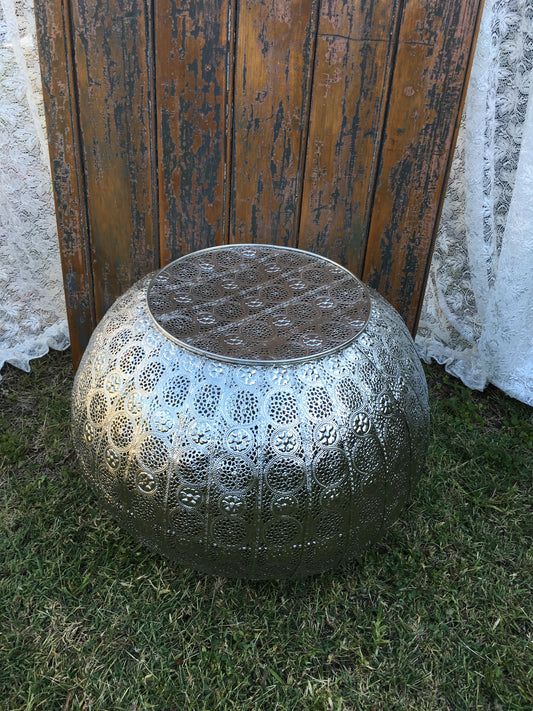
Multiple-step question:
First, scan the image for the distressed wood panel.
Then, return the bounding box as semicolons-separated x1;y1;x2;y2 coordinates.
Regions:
35;0;483;365
362;0;484;330
34;0;94;368
156;0;233;263
71;0;158;320
230;0;319;246
298;0;399;274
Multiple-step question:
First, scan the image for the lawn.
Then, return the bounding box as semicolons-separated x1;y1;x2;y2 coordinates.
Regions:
0;349;531;710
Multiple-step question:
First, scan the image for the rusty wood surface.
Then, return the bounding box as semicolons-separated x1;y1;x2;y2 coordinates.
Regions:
230;0;319;246
70;0;158;320
298;0;400;274
35;0;483;364
34;0;94;369
156;0;233;263
362;0;484;330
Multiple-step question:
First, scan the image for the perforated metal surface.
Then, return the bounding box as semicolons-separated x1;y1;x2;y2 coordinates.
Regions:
72;246;430;579
147;245;371;364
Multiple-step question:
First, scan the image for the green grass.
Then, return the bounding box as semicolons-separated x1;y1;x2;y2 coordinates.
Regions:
0;349;531;711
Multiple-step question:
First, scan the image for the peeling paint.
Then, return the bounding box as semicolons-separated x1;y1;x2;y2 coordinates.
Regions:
36;0;483;364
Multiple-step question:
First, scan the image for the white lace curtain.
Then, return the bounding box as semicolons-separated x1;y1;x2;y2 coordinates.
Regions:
1;0;532;405
416;0;533;406
0;0;69;374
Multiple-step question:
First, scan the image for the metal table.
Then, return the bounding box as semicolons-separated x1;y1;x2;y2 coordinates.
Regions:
72;244;430;578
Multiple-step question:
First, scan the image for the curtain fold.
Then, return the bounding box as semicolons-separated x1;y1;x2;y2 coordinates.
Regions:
415;0;533;405
0;0;69;379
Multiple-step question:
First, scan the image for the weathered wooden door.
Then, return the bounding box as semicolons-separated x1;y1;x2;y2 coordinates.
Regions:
35;0;483;368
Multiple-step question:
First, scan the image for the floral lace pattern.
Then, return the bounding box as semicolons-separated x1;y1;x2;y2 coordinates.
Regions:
416;0;533;405
0;0;69;380
1;0;531;404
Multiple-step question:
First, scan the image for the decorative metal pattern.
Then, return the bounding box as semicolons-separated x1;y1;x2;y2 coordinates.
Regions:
148;245;371;363
72;246;430;579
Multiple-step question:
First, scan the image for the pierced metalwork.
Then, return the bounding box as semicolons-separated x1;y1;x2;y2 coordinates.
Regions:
72;245;430;579
147;244;371;363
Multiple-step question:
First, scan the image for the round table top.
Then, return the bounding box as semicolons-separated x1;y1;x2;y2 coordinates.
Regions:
147;244;371;364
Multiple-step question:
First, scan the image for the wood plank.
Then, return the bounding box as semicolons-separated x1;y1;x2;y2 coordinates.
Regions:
71;0;158;320
298;0;400;274
36;0;484;363
34;0;94;369
362;0;484;332
156;0;233;264
230;0;319;246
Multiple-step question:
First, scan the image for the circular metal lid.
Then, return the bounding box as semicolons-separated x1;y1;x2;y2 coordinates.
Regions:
147;244;371;364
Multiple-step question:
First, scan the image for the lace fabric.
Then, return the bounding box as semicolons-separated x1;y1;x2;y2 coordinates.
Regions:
1;0;532;404
415;0;533;405
0;0;69;379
